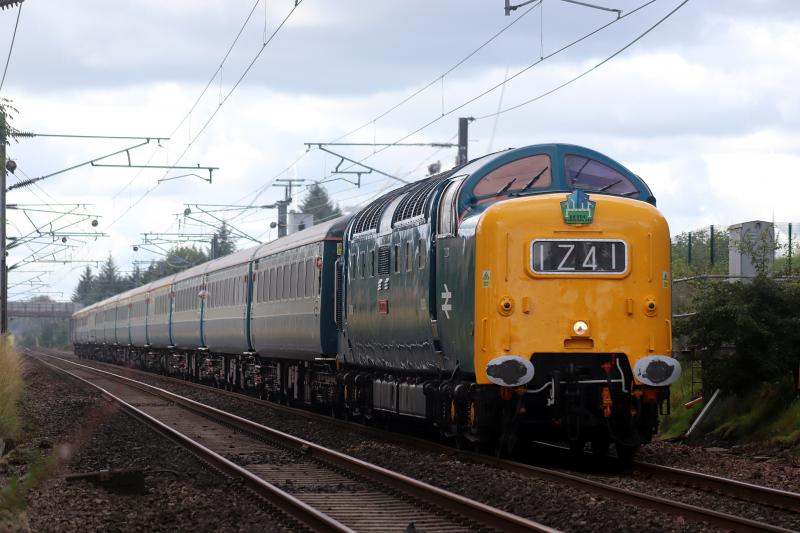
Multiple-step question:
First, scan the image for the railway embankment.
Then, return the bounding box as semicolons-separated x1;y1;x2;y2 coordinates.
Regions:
660;373;800;463
1;356;290;532
661;275;800;463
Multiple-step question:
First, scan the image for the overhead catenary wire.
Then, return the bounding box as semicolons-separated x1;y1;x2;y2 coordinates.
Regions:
46;1;305;291
0;0;22;92
167;0;263;139
476;0;692;119
314;0;666;194
328;1;541;145
228;2;542;214
105;0;305;231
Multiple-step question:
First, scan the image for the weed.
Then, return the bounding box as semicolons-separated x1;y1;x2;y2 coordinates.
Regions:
0;337;24;440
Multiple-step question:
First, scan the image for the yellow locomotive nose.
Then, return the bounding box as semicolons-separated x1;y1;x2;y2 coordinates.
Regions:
473;192;672;386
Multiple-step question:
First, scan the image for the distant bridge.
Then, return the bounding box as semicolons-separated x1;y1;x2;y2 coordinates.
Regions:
8;301;83;319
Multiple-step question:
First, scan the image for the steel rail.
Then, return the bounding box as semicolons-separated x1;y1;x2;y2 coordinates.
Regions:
43;349;800;533
30;354;353;533
632;461;800;513
28;351;556;533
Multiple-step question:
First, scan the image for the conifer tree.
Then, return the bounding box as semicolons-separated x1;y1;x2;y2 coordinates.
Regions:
71;266;94;304
299;183;341;225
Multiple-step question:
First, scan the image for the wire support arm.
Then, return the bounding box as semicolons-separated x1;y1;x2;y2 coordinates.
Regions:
308;144;408;187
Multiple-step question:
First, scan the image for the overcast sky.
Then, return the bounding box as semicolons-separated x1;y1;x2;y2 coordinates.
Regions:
1;0;798;300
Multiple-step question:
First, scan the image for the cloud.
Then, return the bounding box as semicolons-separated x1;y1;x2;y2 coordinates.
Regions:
2;0;799;298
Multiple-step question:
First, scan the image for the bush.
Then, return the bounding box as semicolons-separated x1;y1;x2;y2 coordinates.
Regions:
0;337;24;440
676;276;800;395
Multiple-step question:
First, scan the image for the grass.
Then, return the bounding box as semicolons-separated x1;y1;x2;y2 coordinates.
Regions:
708;377;800;451
657;358;800;459
658;360;702;440
0;336;24;441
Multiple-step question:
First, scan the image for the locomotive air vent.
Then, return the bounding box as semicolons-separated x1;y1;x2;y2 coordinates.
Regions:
377;246;391;275
351;187;409;236
391;174;449;226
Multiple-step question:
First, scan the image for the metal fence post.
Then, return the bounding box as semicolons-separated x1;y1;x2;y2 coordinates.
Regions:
687;232;692;265
709;225;715;266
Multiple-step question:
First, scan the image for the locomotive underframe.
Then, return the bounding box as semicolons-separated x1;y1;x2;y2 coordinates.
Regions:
76;343;666;455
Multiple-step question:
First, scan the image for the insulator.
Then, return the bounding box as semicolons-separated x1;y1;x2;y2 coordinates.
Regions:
11;130;36;138
0;1;25;11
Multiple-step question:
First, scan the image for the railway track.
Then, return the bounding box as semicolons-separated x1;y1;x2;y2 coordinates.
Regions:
34;349;800;533
27;351;554;533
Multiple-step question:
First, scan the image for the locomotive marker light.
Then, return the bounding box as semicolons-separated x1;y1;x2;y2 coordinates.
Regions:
486;355;534;387
633;355;682;387
572;320;589;336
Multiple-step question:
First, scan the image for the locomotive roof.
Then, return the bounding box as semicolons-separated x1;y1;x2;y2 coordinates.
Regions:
350;143;654;232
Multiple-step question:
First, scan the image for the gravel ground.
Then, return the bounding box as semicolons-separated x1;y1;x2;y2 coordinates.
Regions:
574;458;800;530
6;357;300;533
50;354;728;533
638;440;800;493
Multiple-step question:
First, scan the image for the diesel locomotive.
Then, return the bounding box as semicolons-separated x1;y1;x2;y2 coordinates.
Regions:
72;143;681;458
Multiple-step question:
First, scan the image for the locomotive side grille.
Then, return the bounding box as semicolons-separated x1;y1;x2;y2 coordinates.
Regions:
352;189;405;235
335;260;344;330
391;174;448;226
377;246;391;275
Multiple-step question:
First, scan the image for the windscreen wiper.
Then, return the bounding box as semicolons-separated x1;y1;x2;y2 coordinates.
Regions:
518;166;549;193
599;178;623;192
494;178;517;196
570;158;591;185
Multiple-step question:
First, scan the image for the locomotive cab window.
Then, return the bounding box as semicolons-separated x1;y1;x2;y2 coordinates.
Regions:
472;154;552;197
565;155;639;197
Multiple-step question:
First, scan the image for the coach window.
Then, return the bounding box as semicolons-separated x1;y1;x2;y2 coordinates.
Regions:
268;268;275;301
283;263;291;299
305;259;314;297
275;266;282;300
472;154;552;197
297;261;304;297
288;262;295;298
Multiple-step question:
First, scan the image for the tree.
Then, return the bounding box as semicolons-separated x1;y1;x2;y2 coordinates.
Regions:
672;227;730;278
677;277;800;394
91;254;123;302
72;266;95;304
141;246;208;283
299;183;341;225
209;222;236;259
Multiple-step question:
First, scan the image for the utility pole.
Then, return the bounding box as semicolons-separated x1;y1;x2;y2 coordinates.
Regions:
1;110;8;334
275;179;301;238
273;178;305;238
456;117;474;166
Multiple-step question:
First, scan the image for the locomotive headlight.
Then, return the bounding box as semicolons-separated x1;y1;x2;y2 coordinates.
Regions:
572;321;589;336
